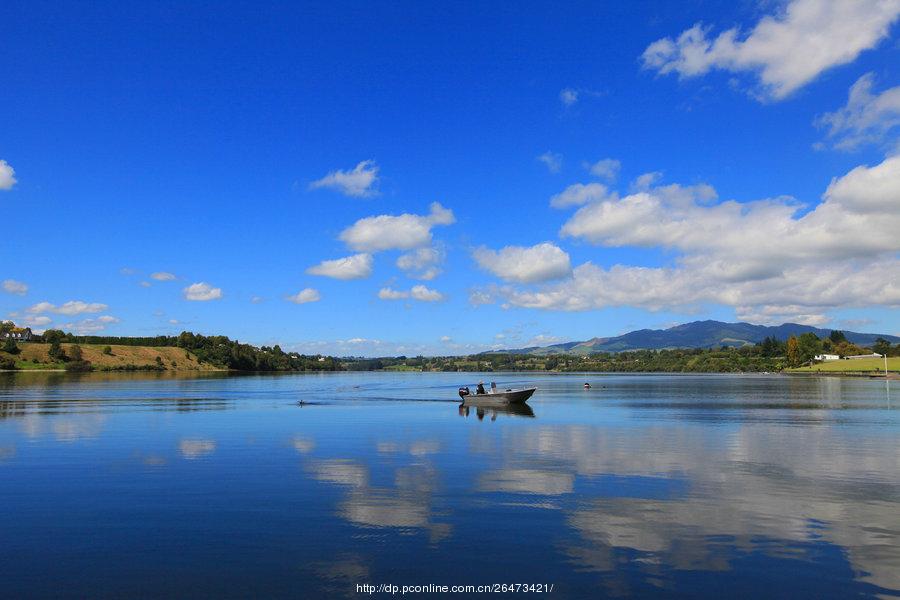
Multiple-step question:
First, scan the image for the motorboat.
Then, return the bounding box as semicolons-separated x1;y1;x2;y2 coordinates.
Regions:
458;384;536;405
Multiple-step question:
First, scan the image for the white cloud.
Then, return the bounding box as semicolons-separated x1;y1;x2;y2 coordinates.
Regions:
469;290;494;306
339;203;455;252
734;305;831;327
378;285;444;302
550;183;616;209
396;247;444;280
2;279;28;295
183;282;223;301
287;336;424;357
488;157;900;322
287;336;499;357
496;260;900;317
642;0;900;100
473;242;572;283
150;272;177;281
560;182;721;247
631;171;663;191
561;166;900;265
307;253;373;280
309;160;380;198
440;335;452;343
410;285;443;302
62;315;121;334
378;287;409;300
525;334;566;347
23;315;52;327
560;88;579;106
28;300;108;315
822;155;900;214
0;160;16;191
27;302;54;314
585;158;621;181
816;73;900;150
287;288;321;304
537;151;563;173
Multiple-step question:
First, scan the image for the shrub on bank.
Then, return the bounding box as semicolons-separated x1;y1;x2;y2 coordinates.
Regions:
64;360;93;372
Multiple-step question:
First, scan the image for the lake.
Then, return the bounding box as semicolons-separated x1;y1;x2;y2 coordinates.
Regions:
1;372;898;599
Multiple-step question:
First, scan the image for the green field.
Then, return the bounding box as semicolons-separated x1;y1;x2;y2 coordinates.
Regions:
790;357;898;373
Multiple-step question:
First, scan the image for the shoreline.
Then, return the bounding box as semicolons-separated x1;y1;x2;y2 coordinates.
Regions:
2;368;895;378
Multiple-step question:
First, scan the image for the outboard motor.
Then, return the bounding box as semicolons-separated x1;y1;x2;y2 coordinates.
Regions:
458;386;470;400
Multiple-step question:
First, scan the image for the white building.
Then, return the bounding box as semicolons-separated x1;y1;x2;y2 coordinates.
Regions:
814;354;840;361
845;353;883;360
1;327;33;342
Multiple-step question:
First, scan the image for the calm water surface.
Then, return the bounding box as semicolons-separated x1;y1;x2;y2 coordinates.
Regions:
1;372;898;599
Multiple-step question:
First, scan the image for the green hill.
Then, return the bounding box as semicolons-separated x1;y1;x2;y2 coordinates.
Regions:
2;343;219;371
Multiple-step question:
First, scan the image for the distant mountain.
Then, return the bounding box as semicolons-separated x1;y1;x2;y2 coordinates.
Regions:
487;320;900;355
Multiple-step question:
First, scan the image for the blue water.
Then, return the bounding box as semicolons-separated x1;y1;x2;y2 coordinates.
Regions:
1;371;898;598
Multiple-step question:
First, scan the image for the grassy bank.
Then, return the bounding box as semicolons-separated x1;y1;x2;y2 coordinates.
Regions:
788;356;898;374
1;343;222;371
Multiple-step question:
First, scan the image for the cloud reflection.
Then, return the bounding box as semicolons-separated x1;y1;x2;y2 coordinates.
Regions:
292;437;315;454
179;439;217;459
478;469;574;496
17;414;108;442
307;446;450;541
486;423;900;593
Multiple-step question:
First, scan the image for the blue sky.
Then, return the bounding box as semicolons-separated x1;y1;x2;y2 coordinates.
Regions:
2;0;899;355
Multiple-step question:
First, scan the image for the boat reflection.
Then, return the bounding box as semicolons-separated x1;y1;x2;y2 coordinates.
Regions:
458;400;535;420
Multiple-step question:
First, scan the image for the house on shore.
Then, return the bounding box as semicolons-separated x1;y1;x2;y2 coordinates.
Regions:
845;353;883;360
814;354;840;361
1;327;34;342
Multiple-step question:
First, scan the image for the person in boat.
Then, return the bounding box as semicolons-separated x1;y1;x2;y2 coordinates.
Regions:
476;381;486;395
